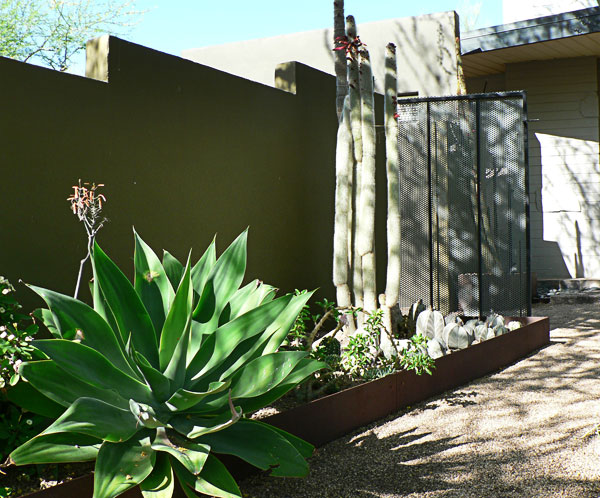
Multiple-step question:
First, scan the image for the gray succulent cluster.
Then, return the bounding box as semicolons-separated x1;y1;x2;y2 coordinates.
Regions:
414;308;522;359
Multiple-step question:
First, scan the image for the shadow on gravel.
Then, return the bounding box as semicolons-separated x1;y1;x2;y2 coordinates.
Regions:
421;390;479;410
241;425;600;497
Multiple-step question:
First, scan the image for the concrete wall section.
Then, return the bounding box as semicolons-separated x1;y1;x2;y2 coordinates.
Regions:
182;12;460;97
0;37;351;310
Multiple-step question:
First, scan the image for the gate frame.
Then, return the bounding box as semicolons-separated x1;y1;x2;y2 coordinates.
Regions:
396;91;531;316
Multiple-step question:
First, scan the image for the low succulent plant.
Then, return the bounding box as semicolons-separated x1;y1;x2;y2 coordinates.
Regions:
473;323;492;342
416;308;444;341
442;322;474;350
486;313;505;329
6;230;326;498
506;320;522;331
426;337;446;359
493;324;509;336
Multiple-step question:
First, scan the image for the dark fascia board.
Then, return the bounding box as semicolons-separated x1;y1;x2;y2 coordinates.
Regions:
461;6;600;54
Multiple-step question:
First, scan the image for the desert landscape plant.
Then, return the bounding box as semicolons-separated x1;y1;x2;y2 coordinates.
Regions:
5;230;326;498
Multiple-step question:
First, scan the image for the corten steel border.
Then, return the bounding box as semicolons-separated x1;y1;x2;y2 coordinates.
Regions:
264;316;549;446
19;317;549;497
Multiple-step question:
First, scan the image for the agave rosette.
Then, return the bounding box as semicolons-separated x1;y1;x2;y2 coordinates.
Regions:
9;230;326;498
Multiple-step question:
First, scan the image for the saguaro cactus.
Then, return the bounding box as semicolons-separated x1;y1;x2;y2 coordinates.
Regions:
332;12;404;352
333;95;354;327
357;47;377;313
380;42;400;351
334;0;347;121
346;15;364;314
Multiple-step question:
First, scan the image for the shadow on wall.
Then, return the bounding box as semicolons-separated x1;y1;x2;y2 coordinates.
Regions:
0;36;342;311
324;13;459;95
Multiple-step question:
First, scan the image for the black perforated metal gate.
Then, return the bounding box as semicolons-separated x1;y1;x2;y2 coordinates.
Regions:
396;91;530;317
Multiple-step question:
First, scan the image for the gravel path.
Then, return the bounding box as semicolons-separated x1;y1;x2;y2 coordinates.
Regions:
239;303;600;497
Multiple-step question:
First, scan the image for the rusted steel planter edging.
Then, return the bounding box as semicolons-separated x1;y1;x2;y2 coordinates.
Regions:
265;316;550;447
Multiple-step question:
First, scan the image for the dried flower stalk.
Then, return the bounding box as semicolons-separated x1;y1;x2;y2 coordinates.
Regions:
67;180;107;299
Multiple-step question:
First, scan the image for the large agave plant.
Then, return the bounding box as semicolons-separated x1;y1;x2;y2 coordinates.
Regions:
7;230;326;498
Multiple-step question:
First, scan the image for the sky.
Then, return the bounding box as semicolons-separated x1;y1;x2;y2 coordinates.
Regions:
128;0;503;56
69;1;503;75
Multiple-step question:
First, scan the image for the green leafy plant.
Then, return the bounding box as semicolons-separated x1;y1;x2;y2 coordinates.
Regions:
0;404;48;462
399;333;436;375
286;293;341;351
0;276;50;491
0;276;38;388
5;230;326;498
341;309;385;377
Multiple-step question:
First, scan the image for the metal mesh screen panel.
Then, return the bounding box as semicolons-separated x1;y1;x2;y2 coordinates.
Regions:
396;93;528;316
478;98;527;316
397;102;430;309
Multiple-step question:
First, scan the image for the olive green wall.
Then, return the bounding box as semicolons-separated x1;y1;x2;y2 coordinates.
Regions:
1;36;388;311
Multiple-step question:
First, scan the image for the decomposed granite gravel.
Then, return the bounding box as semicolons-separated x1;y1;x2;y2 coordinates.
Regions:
239;302;600;498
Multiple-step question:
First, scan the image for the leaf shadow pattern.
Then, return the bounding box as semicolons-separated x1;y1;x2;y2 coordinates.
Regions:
422;390;479;410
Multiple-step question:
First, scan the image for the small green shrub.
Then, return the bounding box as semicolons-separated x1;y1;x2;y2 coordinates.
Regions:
398;333;436;375
0;277;38;388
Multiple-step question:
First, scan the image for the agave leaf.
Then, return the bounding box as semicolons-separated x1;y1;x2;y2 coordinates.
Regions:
135;352;172;403
196;353;319;412
165;381;230;412
93;241;159;368
90;259;123;347
256;290;315;355
162;250;184;290
190;236;217;299
253;420;314;459
159;257;193;371
140;452;175;498
199;419;308;477
256;283;278;304
6;379;65;418
32;340;154;405
170;408;241;439
219;280;277;324
190;230;248;348
200;291;314;389
9;432;101;465
172;455;241;498
229;352;308;399
218;280;260;324
27;285;136;377
31;308;61;338
134;229;175;334
236;358;328;413
42;397;138;442
151;428;209;476
163;314;192;391
94;432;156;498
19;360;129;409
187;295;292;386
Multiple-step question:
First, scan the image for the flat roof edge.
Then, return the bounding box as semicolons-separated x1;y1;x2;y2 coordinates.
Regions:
462;6;600;54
